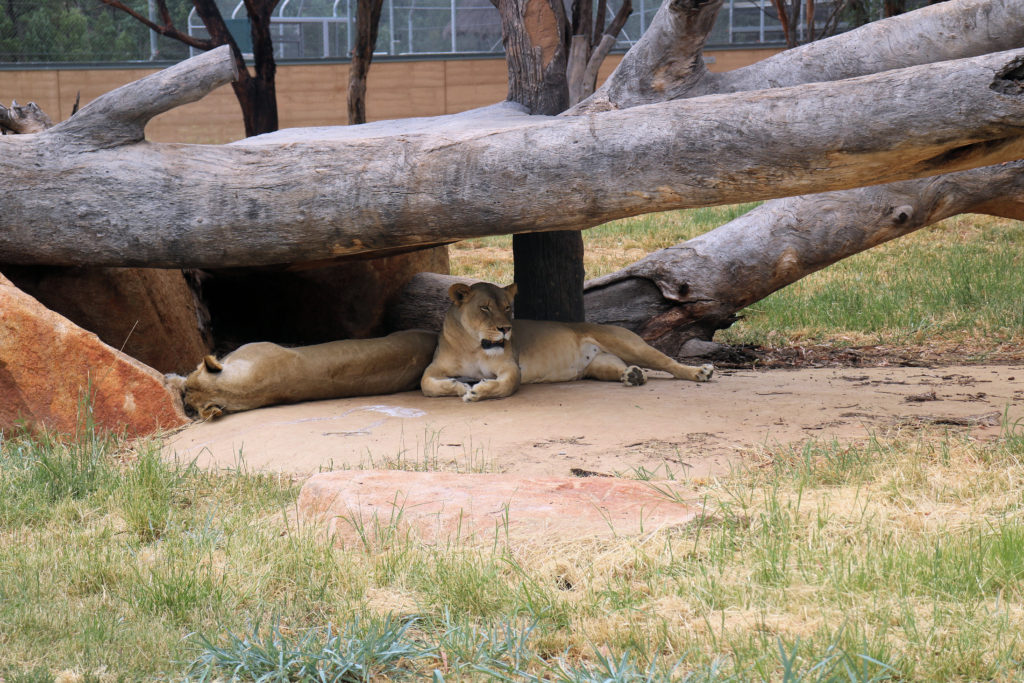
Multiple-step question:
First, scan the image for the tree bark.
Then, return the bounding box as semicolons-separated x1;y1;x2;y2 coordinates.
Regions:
497;0;584;321
348;0;384;125
0;101;53;134
5;46;1024;269
513;231;585;320
570;0;1024;114
584;160;1024;355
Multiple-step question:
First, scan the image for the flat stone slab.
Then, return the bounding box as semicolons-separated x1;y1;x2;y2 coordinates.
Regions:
298;470;700;546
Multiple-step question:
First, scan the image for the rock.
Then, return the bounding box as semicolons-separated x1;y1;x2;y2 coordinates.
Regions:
2;265;212;375
0;273;189;435
203;246;450;348
298;470;700;547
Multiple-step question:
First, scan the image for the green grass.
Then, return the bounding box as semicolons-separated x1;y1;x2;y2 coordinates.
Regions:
4;415;1024;680
3;208;1024;680
719;213;1024;348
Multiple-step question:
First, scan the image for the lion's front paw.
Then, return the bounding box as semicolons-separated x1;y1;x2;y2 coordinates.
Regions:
621;365;648;386
696;364;714;382
462;388;481;402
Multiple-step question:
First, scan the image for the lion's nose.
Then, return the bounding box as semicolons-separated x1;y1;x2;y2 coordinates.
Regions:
498;326;511;336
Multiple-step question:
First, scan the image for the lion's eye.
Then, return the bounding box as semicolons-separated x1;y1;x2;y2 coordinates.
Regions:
480;305;490;313
505;306;511;312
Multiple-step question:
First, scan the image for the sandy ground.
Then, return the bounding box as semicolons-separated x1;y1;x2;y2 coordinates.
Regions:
163;364;1024;479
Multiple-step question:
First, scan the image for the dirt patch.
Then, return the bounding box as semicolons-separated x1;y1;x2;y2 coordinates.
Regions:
164;363;1024;480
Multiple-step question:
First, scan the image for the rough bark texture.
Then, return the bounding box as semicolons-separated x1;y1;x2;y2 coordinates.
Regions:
5;47;1024;268
570;0;1024;114
498;0;570;115
512;230;585;321
584;160;1024;355
0;101;53;134
348;0;384;125
497;0;584;321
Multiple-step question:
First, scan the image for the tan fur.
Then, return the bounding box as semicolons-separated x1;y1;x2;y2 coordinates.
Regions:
420;282;714;402
168;329;437;420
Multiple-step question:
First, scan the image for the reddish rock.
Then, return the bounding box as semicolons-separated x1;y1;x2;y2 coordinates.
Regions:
0;274;188;435
298;470;700;547
2;265;211;375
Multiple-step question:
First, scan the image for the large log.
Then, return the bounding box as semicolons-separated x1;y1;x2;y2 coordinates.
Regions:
584;160;1024;355
572;0;1024;113
560;0;1024;354
3;47;1024;268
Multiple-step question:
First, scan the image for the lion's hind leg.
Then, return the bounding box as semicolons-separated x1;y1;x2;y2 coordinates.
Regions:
583;353;648;386
586;325;714;383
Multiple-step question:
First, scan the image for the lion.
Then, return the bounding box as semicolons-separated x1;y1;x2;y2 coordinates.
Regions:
166;329;437;420
420;282;714;402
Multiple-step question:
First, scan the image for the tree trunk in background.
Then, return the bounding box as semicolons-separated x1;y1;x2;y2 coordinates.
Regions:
347;0;384;125
190;0;280;136
497;0;586;321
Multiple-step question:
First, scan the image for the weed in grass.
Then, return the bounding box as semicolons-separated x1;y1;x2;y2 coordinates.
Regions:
188;615;431;682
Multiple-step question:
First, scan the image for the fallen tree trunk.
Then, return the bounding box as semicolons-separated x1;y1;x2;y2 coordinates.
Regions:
3;46;1024;268
583;160;1024;355
572;0;1024;113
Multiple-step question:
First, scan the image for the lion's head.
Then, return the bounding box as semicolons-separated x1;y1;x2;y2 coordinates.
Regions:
446;282;517;353
166;355;228;420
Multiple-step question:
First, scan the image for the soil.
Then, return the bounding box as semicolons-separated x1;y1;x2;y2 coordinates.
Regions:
163;346;1024;480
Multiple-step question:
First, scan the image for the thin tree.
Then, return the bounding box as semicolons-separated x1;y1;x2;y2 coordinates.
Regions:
99;0;280;136
347;0;384;124
497;0;633;322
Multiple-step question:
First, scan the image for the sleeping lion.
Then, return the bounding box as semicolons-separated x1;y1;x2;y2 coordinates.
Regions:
167;329;437;420
420;282;714;402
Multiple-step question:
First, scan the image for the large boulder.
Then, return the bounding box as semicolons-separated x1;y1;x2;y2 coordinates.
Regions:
2;265;212;375
0;273;188;435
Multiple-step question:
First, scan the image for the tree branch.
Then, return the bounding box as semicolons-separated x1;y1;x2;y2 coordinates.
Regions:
0;101;53;134
4;49;1024;267
46;45;237;148
98;0;217;51
584;161;1024;353
570;0;1024;113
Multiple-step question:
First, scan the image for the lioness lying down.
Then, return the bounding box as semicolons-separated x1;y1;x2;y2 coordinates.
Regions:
420;282;714;402
167;330;437;420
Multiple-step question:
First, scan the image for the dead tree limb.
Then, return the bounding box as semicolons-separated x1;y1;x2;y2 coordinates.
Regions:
4;46;1024;268
570;0;1024;113
584;161;1024;355
0;101;54;134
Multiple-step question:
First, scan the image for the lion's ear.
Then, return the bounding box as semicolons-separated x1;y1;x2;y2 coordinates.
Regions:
203;355;224;373
504;283;518;299
448;283;472;305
